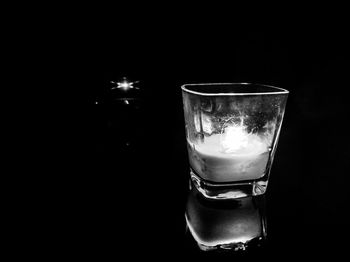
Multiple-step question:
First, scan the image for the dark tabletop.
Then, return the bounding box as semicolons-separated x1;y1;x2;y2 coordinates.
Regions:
52;21;349;260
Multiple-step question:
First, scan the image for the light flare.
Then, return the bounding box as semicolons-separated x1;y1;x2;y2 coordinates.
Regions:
110;77;139;91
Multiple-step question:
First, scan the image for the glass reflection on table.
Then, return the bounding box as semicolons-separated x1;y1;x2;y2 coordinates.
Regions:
185;186;267;251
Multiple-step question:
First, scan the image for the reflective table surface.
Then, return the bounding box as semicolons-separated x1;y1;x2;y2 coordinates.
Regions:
74;78;348;260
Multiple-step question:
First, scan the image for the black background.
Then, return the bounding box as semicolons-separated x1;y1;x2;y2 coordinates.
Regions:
45;8;350;260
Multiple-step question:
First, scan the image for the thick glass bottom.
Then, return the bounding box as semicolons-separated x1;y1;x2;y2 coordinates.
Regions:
190;169;269;200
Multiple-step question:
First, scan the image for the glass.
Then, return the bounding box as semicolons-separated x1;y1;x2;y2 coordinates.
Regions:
181;83;288;199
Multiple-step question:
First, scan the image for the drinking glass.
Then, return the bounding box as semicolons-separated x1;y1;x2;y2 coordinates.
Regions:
181;83;288;199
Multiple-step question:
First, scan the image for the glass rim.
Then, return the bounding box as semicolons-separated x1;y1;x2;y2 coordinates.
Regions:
181;82;289;96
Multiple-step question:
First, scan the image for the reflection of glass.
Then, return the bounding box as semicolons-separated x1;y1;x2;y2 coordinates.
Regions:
182;83;288;199
185;187;267;251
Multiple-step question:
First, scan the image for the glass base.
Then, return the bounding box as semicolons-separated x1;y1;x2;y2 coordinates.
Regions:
190;169;269;200
195;236;266;252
